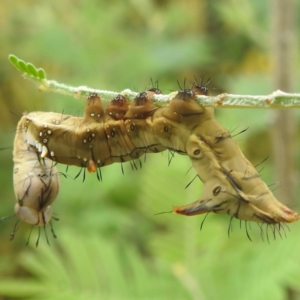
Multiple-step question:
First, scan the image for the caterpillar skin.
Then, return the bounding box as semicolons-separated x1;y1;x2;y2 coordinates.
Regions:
23;92;166;171
13;119;60;225
17;86;299;225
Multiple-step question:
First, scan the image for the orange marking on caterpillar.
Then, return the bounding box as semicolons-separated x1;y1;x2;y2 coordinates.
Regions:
87;160;97;173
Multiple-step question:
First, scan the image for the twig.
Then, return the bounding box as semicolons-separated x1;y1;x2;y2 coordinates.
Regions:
9;54;300;108
38;80;300;109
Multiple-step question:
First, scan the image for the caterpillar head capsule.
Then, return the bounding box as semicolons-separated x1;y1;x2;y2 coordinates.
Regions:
13;161;60;226
11;116;60;244
13;164;59;226
14;203;53;226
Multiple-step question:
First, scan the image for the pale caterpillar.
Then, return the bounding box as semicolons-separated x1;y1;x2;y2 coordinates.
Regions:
7;82;299;241
10;118;60;243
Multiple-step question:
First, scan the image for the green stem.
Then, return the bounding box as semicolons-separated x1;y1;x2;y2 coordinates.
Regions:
39;79;300;108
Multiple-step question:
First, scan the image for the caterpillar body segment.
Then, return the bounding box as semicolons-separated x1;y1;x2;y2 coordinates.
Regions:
13;118;60;226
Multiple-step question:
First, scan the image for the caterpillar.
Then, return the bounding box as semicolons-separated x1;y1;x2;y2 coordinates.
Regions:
8;81;299;240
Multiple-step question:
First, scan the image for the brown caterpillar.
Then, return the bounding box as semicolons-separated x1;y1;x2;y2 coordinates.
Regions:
10;82;299;238
12;117;60;237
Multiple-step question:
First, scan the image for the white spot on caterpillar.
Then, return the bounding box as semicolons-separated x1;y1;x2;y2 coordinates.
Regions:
47;130;52;135
43;139;47;144
83;158;87;162
92;133;95;137
43;124;47;128
97;114;101;118
39;132;43;137
90;113;95;117
86;129;90;132
83;139;87;143
50;151;55;157
37;143;42;152
41;145;48;158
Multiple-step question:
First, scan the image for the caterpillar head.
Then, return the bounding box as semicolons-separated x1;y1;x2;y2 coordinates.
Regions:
13;164;60;225
13;123;60;227
14;204;53;226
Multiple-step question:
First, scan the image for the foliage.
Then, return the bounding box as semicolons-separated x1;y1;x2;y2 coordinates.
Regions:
8;55;46;81
0;229;191;300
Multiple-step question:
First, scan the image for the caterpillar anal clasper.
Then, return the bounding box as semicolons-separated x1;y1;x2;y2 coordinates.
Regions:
12;84;299;233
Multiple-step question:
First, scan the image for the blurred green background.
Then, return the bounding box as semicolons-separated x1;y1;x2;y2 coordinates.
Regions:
1;0;300;299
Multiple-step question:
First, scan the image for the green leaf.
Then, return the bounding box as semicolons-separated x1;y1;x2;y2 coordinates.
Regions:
8;54;26;74
27;63;38;77
8;54;19;67
0;280;44;297
37;68;46;79
8;54;47;80
18;60;29;74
